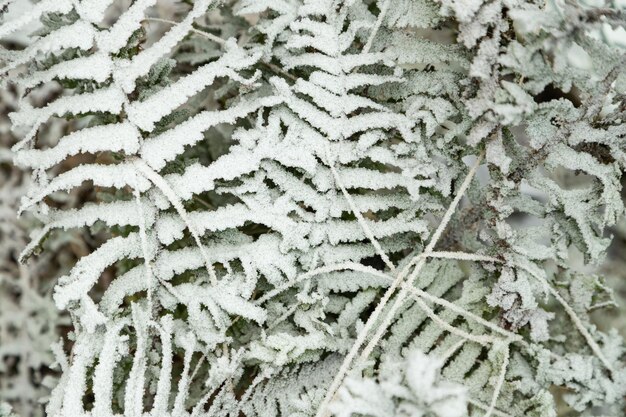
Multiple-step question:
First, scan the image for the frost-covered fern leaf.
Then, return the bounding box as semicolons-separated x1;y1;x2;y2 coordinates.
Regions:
3;0;626;417
2;0;437;414
2;1;278;415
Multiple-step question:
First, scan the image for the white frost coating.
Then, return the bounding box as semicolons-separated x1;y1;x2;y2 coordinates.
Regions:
19;200;157;262
271;77;415;141
151;316;173;417
544;143;623;225
53;233;149;309
0;21;96;75
327;167;434;193
14;54;113;90
71;299;110;332
309;72;397;94
73;0;116;24
19;163;152;213
127;45;260;131
92;320;128;417
175;284;267;324
153;234;295;282
283;52;390;74
140;96;282;169
95;0;157;54
14;123;141;170
100;236;296;314
155;203;309;250
164;156;261;199
310;217;429;245
287;19;340;56
133;158;220;285
7;0;626;415
59;333;101;415
112;0;215;93
261;160;332;217
294;78;387;117
11;87;126;129
10;87;127;151
331;349;468;417
155;204;253;244
0;0;73;38
158;124;320;201
124;305;149;417
99;266;148;314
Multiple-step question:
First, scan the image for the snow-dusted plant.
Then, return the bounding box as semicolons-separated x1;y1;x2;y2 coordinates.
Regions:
1;0;625;416
330;349;467;417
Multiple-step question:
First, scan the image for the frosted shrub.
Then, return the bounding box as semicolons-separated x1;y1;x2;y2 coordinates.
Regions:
0;0;625;416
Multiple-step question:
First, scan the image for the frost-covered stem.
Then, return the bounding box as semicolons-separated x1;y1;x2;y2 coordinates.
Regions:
189;352;207;383
440;339;466;363
268;303;301;331
125;306;148;417
315;271;406;416
425;251;501;263
12;115;48;151
316;267;411;417
133;158;218;285
255;262;389;305
151;318;173;417
363;0;391;53
191;382;225;417
354;262;431;366
173;337;196;417
589;300;618;310
143;17;226;45
229;369;274;415
93;321;127;417
416;253;607;367
583;55;626;119
484;343;510;417
424;155;485;255
327;147;396;271
407;285;519;340
200;379;235;416
469;399;517;417
133;174;154;313
316;153;484;417
410;292;498;346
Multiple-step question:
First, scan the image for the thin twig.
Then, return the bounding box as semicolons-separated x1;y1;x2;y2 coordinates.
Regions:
484;343;510;417
326;146;396;271
410;292;498;346
469;398;518;417
362;0;391;54
440;339;466;363
134;158;219;285
405;284;519;341
132;174;154;314
254;262;388;305
143;17;226;45
143;16;298;82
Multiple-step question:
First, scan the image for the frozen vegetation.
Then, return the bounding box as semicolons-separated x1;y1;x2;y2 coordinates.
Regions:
1;1;626;416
